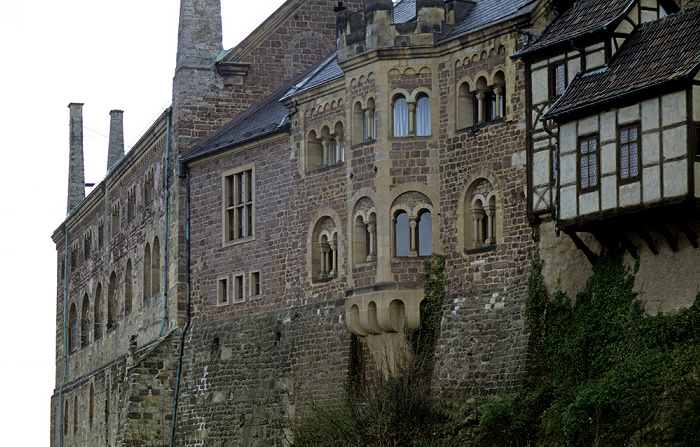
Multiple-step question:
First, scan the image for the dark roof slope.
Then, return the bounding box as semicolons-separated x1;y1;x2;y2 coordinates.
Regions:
181;86;291;162
394;0;416;23
439;0;537;42
516;0;634;57
544;5;700;120
280;52;342;101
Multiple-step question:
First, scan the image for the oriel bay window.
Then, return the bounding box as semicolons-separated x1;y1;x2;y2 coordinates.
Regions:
224;168;254;242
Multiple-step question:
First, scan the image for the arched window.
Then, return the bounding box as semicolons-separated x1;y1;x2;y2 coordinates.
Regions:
334;122;345;163
89;383;94;426
152;237;160;295
416;210;433;256
353;101;364;144
307;130;322;171
493;71;506;118
416;95;431;136
311;217;339;281
354;212;377;264
458;82;475;129
94;283;103;340
68;304;78;353
143;243;151;299
124;260;132;315
366;98;376;141
73;395;78;434
465;178;498;249
107;272;116;330
81;294;90;347
394;211;411;257
393;95;409;137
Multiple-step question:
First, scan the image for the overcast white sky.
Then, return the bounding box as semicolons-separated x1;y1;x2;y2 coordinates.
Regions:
0;0;285;444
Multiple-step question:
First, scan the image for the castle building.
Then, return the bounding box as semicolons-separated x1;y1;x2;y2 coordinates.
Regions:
50;0;700;446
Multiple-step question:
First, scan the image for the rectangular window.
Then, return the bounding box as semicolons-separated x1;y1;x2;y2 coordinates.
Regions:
127;190;136;221
224;168;254;242
579;135;599;191
233;274;245;303
695;123;700;157
249;271;261;300
111;205;120;237
550;63;566;99
217;277;229;306
619;124;640;182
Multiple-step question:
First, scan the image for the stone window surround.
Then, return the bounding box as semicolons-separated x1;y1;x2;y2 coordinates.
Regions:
391;203;434;258
308;209;344;283
456;69;507;131
352;98;376;145
222;163;256;247
456;169;503;253
306;121;345;171
391;88;432;138
249;270;262;300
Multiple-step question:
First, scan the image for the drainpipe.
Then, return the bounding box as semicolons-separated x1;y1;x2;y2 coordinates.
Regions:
541;119;561;237
159;108;173;338
58;226;69;447
169;160;191;447
571;40;586;73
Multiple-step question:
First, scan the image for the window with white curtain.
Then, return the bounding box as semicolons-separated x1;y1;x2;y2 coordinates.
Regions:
393;96;409;137
416;95;431;136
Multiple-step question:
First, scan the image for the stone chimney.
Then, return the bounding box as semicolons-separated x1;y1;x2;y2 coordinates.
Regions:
67;103;85;213
107;110;124;172
336;2;364;60
365;0;394;49
172;0;223;152
445;0;475;25
416;0;446;34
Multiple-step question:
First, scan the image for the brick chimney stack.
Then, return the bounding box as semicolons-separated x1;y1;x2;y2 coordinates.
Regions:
107;110;124;172
67;103;85;213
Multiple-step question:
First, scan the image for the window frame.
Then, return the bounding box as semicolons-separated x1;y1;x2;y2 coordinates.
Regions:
233;272;245;303
217;275;229;307
222;165;255;246
578;133;600;193
549;62;567;100
618;122;641;184
249;271;262;300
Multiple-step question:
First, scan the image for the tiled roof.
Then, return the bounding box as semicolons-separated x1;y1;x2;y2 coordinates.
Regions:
181;86;291;162
544;5;700;119
516;0;635;58
394;0;416;23
280;52;343;101
439;0;537;42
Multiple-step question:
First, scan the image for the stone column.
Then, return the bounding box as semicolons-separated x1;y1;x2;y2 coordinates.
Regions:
67;103;85;213
409;217;418;257
107;110;124;172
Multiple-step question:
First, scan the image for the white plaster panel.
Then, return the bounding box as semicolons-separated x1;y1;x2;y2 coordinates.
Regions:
619;182;641;208
663;159;688;198
662;126;687;159
534;139;550;150
641;10;657;23
600;111;616;142
641;97;659;131
642;165;661;203
578;116;598;136
618;104;640;124
531;68;548;104
531;60;548;70
532;150;551;185
567;58;580;81
560;185;577;219
578;190;599;215
601;143;616;175
642;131;660;165
586;50;606;71
560;153;577;185
695;162;700;198
601;175;617;210
640;0;655;9
560;123;577;154
693;85;700;121
662;91;686;126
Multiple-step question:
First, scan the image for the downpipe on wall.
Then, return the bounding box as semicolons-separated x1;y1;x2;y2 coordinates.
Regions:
169;160;192;447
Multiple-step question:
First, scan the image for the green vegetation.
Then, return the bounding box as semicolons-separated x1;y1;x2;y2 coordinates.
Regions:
293;252;700;446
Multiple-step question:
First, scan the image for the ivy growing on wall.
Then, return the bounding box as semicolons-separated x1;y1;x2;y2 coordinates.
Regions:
474;251;700;446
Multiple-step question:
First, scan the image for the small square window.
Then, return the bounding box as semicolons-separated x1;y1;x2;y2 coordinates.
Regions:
217;277;229;306
249;271;261;300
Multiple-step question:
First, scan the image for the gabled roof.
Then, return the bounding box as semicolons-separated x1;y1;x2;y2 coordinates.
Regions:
516;0;636;58
439;0;537;42
544;5;700;120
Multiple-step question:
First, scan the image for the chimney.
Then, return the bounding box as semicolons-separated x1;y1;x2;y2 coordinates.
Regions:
107;110;124;172
364;0;394;49
67;103;85;213
172;0;224;151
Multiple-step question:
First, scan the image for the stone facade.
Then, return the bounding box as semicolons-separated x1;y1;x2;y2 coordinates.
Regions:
51;0;700;446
